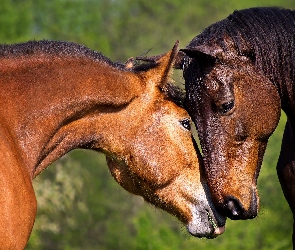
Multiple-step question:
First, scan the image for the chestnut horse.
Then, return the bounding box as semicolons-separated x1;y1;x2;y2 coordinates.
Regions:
179;6;295;237
0;40;225;249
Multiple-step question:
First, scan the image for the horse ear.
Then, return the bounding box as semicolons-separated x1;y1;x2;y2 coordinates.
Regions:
156;40;179;87
142;41;179;88
124;57;134;69
181;44;224;61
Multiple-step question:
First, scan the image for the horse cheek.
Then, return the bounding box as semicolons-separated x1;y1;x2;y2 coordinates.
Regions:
241;72;281;138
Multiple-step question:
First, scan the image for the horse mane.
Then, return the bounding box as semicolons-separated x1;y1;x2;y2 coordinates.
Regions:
0;40;162;72
0;40;132;73
188;7;295;92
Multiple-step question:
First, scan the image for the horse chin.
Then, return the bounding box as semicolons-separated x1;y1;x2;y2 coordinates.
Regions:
186;221;226;239
186;205;226;238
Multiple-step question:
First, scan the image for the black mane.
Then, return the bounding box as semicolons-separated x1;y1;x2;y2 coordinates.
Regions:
187;7;295;96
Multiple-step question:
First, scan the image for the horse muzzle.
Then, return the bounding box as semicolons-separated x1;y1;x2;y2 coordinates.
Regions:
222;188;259;220
186;203;226;238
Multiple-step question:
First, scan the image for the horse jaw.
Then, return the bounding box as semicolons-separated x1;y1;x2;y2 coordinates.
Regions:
106;156;226;238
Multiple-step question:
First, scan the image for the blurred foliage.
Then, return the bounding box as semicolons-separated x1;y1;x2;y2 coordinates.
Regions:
0;0;294;249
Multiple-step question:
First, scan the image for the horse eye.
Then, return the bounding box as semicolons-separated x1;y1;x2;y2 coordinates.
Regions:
220;100;235;114
180;118;191;130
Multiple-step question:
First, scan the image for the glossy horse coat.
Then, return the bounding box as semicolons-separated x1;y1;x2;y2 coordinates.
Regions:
0;40;225;249
181;8;295;221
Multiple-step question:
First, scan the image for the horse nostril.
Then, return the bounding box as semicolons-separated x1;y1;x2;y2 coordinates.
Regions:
225;197;243;218
227;200;240;216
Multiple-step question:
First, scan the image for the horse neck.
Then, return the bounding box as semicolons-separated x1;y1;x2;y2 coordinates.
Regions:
255;42;295;120
0;54;142;177
240;10;295;115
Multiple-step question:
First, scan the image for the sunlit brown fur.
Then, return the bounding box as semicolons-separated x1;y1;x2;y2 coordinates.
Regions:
0;40;225;249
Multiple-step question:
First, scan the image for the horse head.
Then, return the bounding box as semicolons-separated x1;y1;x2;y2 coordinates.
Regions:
0;39;227;248
181;38;281;220
100;42;225;237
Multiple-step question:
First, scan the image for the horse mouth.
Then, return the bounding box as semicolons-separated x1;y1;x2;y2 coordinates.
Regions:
186;208;226;238
206;210;226;238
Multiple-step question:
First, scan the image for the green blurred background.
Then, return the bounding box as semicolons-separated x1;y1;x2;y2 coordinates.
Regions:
1;0;294;249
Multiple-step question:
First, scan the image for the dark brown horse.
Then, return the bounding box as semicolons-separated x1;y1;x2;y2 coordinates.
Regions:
179;6;295;237
0;40;225;249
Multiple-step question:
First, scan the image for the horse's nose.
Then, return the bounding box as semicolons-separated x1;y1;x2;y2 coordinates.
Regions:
224;195;258;220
